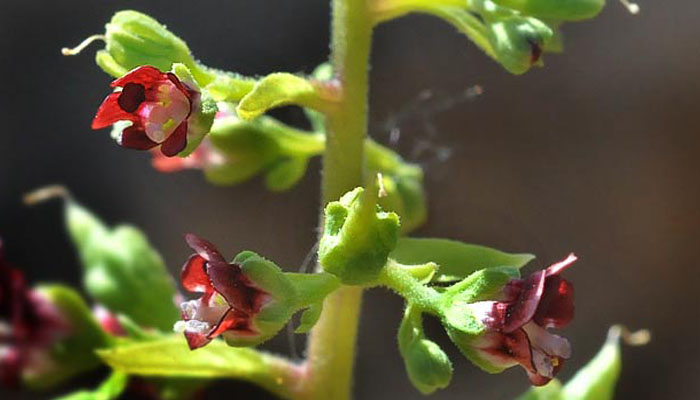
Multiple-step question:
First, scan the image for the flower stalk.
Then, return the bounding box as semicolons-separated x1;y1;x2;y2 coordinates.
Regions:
302;0;374;398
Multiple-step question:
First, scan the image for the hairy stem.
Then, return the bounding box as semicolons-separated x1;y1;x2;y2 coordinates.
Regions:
302;0;373;398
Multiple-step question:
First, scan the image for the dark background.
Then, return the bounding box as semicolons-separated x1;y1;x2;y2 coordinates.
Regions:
1;0;698;398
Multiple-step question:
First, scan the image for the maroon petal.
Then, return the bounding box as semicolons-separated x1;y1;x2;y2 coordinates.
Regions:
117;83;146;113
533;276;574;329
166;72;197;111
159;122;188;157
92;93;138;129
111;66;166;90
184;234;226;264
503;271;546;333
206;263;261;315
181;254;213;294
0;347;22;387
184;331;212;350
545;253;577;277
475;329;533;372
120;126;159;150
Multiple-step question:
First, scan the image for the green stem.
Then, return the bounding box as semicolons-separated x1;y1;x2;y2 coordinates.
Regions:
379;260;442;314
302;0;373;398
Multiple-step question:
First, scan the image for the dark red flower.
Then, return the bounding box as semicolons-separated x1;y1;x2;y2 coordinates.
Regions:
92;66;199;157
0;240;68;387
176;234;269;350
469;254;576;386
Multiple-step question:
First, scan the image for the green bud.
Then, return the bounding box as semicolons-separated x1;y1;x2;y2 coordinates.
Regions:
26;285;109;389
403;339;453;394
398;306;452;394
319;187;400;285
494;0;605;21
64;200;179;331
96;10;207;82
487;16;553;74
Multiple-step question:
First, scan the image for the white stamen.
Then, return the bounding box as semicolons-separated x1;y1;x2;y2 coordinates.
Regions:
173;319;210;334
61;35;106;56
619;0;640;15
179;300;199;320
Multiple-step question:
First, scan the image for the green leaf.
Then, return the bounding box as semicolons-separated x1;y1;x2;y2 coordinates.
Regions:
99;337;278;378
55;371;128;400
264;157;309;192
64;200;179;330
391;238;534;282
237;73;330;120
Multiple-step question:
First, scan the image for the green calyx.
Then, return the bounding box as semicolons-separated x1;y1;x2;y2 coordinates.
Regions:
220;251;341;346
98;11;201;80
170;63;218;157
319;187;400;285
486;16;554;75
64;199;180;331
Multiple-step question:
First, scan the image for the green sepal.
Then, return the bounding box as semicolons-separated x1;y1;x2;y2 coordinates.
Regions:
285;271;340;333
442;266;521;304
295;302;324;334
55;371;128;400
223;252;299;347
446;327;505;374
100;11;208;83
561;327;624;400
494;0;605;21
25;285;110;389
236;73;331;120
170;63;217;157
390;238;534;283
486;16;554;74
319;187;400;285
264;157;309;192
64;200;179;331
398;305;452;394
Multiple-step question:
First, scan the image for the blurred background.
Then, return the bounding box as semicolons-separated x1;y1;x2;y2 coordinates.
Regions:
1;0;698;398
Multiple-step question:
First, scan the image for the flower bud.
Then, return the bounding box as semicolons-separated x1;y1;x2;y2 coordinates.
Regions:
398;306;452;394
494;0;605;21
63;199;180;331
403;339;453;395
319;187;400;285
0;241;107;389
176;235;298;349
486;17;553;75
